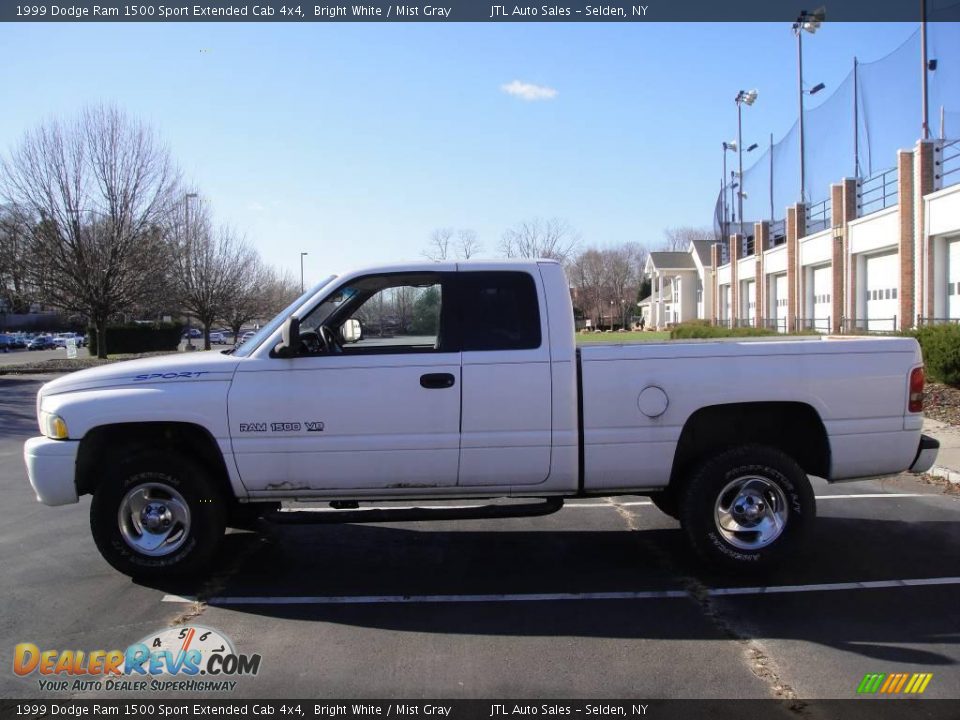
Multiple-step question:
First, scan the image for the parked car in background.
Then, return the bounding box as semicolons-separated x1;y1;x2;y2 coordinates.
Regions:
53;333;86;349
9;334;28;349
182;328;202;340
0;334;12;353
209;332;227;345
27;335;55;351
239;330;257;345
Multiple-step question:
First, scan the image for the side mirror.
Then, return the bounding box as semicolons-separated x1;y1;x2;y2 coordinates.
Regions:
341;318;362;343
274;316;301;358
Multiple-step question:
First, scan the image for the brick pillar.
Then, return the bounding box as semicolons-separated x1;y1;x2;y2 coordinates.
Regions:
711;243;720;324
842;178;858;325
730;234;741;325
897;149;915;332
830;183;844;334
915;141;935;322
755;221;769;327
786;204;805;332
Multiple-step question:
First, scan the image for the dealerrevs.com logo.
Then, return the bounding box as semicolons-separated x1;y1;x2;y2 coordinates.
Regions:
13;625;261;693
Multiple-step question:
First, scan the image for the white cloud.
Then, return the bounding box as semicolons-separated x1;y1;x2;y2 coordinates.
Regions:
501;80;558;101
247;202;265;212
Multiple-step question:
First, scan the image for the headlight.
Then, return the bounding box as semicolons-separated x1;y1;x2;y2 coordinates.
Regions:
39;411;69;440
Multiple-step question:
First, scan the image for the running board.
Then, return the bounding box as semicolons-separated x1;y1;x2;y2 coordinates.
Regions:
264;497;564;525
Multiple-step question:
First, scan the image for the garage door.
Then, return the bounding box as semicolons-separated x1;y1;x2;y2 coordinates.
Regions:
743;279;756;323
812;265;832;332
770;274;788;332
865;252;898;331
719;285;730;323
949;239;960;320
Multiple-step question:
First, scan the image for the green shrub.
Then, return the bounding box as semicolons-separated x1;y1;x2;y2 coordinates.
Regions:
909;324;960;386
669;323;778;340
88;323;184;356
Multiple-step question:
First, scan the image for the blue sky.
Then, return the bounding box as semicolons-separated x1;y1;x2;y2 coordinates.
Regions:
0;21;924;283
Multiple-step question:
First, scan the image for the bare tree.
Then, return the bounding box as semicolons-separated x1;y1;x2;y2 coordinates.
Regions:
566;248;608;329
605;243;646;328
220;263;299;343
423;227;453;261
0;105;179;357
456;229;482;259
567;242;649;330
662;226;714;252
500;217;580;263
0;204;35;314
258;266;301;317
168;196;256;350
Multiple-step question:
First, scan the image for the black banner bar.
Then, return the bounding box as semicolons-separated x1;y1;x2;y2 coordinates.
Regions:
3;700;960;720
1;0;959;23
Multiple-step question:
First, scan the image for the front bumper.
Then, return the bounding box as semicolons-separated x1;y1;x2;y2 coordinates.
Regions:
24;436;80;505
909;434;940;474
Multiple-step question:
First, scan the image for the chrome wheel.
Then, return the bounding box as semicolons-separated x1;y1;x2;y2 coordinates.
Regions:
714;475;788;550
117;483;191;557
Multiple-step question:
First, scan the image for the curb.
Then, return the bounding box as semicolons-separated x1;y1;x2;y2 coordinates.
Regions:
929;465;960;486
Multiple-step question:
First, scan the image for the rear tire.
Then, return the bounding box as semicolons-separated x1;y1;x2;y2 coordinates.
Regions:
680;445;815;571
90;450;226;578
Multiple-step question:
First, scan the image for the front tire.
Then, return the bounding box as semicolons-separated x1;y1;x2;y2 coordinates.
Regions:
90;450;226;578
680;445;815;571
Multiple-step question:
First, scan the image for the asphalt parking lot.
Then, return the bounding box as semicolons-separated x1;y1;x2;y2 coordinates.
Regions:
0;347;68;367
2;375;959;703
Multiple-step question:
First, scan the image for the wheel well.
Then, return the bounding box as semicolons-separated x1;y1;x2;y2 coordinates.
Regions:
669;402;830;491
76;422;234;502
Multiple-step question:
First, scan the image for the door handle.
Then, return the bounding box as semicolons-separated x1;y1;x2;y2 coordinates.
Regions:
420;373;456;389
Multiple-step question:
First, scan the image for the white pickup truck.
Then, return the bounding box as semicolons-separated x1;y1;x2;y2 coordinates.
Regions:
24;260;939;578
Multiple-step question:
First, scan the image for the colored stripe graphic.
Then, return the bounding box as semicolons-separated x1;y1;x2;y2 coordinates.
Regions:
857;673;886;693
858;672;932;694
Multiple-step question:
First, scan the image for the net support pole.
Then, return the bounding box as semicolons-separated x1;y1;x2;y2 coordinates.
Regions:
769;133;775;223
853;56;860;178
921;0;930;140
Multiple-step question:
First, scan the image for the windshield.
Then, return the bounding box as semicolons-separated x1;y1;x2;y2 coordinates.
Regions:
231;275;337;358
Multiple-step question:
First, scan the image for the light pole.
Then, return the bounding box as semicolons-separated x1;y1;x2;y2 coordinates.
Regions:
793;6;826;203
300;252;309;293
722;141;737;241
184;193;198;350
735;89;758;236
724;140;758;241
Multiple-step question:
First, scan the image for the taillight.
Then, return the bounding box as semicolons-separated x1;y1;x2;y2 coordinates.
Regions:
908;367;924;413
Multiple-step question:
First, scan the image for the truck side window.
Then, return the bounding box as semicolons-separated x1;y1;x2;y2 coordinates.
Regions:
459;271;541;351
351;282;443;350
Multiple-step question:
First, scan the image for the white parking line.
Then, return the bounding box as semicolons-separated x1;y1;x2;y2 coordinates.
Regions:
280;494;925;514
814;493;926;500
161;576;960;606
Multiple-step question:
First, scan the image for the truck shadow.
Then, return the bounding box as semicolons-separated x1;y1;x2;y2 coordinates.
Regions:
138;513;960;665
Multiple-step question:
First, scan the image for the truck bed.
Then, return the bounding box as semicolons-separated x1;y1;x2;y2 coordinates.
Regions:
577;335;923;490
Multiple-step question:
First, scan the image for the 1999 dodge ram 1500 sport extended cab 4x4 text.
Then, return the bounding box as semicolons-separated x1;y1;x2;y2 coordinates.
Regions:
24;260;940;578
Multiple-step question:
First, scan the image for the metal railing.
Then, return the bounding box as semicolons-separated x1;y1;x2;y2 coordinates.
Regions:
916;316;960;326
758;318;788;332
805;198;832;236
770;219;786;247
841;316;898;334
797;316;831;333
741;234;755;257
731;318;757;328
857;167;899;217
935;138;960;191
